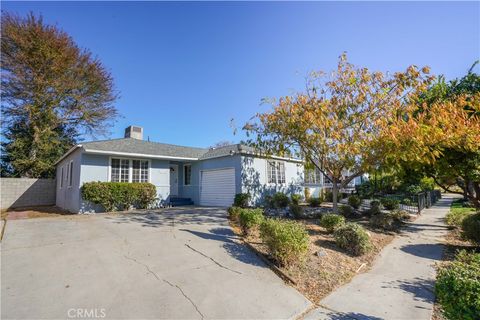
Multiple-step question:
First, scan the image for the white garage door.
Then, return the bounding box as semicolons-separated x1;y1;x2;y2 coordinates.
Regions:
200;168;236;207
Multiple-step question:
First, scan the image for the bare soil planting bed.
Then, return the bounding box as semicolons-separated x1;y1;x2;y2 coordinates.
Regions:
235;218;395;303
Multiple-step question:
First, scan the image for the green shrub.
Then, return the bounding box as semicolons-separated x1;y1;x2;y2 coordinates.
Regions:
289;204;304;219
291;194;302;205
272;192;290;208
404;184;422;195
401;198;414;206
233;193;250;208
320;214;345;233
380;198;400;210
369;212;398;231
339;205;354;218
263;195;274;208
391;209;410;221
348;195;362;209
435;250;480;320
334;223;372;256
81;182;157;212
419;177;435;191
461;213;480;244
227;206;242;222
446;207;476;227
238;208;264;235
325;191;343;202
308;197;322;207
260;218;309;267
367;200;382;216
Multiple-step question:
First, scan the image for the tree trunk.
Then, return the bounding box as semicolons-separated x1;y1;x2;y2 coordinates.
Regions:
332;178;339;214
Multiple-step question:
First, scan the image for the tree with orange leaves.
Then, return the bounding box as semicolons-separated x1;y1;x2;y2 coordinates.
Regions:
244;54;433;212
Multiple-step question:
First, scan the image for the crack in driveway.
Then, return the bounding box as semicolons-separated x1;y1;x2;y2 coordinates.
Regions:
163;279;205;319
123;254;204;319
184;243;242;275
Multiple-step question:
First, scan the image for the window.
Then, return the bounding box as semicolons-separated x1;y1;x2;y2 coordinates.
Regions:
68;161;73;187
267;160;286;184
132;160;149;183
111;158;129;182
60;167;64;188
305;167;322;185
184;164;192;185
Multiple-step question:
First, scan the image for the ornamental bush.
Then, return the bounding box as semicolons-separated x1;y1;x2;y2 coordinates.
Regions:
291;194;302;205
227;206;242;222
369;212;398;231
260;218;309;267
461;213;480;244
81;182;157;212
339;205;355;217
289;204;304;219
380;198;400;210
367;200;382;216
272;192;290;208
233;193;250;208
308;196;323;207
348;195;362;209
334;223;372;256
320;214;345;233
435;250;480;320
238;208;264;235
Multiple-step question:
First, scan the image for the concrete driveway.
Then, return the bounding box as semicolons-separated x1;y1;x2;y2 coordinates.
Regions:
1;208;311;319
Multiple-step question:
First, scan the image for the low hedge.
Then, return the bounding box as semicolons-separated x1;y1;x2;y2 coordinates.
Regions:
227;206;242;222
272;192;290;208
446;207;476;228
308;197;322;207
320;214;345;233
238;208;264;235
289;204;304;219
260;218;309;267
435;250;480;320
380;198;400;210
81;182;157;212
334;223;372;256
461;213;480;244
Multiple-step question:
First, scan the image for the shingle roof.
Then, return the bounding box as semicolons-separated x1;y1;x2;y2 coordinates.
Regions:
75;138;301;162
82;138;208;159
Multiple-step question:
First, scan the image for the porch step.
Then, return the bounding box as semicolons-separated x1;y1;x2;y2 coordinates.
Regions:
170;197;194;206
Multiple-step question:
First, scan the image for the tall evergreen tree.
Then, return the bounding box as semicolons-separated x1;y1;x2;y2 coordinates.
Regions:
1;13;119;178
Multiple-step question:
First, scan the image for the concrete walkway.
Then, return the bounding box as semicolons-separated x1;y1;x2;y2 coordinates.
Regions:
303;194;458;320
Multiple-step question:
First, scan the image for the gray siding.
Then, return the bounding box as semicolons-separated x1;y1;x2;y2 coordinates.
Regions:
56;149;82;212
241;155;304;206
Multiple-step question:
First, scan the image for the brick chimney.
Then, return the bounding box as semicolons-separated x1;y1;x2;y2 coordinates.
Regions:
124;126;143;140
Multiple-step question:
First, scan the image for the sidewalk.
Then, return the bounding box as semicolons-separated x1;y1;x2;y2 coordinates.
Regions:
303;194;458;320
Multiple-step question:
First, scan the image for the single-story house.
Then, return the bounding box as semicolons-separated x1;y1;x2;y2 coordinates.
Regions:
55;126;359;213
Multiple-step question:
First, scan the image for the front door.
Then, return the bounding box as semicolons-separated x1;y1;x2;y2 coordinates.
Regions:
170;165;178;196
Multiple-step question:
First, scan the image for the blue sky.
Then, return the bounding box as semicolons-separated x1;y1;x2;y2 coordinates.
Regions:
3;1;479;147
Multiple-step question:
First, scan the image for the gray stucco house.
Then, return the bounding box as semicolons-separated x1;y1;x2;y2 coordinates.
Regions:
55;126;353;213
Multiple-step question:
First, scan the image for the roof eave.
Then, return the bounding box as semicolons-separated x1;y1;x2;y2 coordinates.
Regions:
83;148;199;161
54;145;83;165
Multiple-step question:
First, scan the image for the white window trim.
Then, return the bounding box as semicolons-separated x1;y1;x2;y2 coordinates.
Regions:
108;156;151;183
183;163;192;186
266;160;286;185
67;161;73;188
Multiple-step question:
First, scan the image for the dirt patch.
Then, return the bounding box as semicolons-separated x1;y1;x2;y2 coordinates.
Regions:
4;206;74;220
237;217;395;304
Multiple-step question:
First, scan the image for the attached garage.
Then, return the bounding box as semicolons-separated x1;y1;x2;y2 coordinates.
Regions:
199;168;236;207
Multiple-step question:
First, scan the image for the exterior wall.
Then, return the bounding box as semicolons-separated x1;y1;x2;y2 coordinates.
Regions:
1;178;56;209
77;153;171;212
56;149;82;212
240;155;304;206
177;155;242;205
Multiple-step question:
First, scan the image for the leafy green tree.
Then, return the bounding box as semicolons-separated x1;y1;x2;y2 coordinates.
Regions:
1;13;119;178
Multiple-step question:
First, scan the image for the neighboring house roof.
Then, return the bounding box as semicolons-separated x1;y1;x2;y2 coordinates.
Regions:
54;138;302;165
